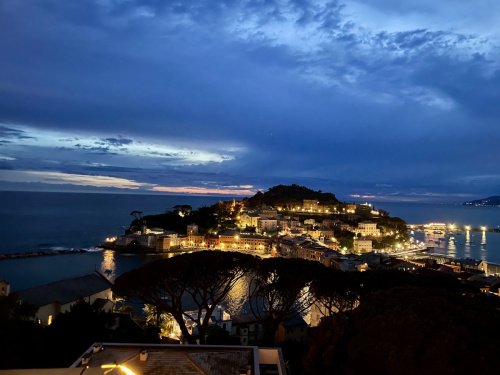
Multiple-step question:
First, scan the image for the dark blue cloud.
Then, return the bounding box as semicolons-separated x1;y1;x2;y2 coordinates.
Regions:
0;0;499;201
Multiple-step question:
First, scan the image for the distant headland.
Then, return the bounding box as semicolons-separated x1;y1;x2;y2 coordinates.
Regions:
463;196;500;207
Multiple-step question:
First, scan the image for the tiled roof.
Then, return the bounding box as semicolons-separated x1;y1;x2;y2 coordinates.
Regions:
18;272;112;307
73;344;255;375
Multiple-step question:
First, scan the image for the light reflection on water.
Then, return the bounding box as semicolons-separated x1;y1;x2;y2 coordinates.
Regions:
414;231;500;263
225;276;250;316
100;250;117;282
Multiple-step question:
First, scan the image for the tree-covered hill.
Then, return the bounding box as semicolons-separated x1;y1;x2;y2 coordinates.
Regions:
244;184;340;208
463;196;500;206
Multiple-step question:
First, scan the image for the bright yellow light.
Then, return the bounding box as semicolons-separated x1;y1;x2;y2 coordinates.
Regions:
465;225;471;231
101;364;137;375
481;226;487;231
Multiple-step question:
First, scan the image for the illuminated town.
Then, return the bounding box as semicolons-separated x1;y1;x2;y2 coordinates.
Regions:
1;0;500;373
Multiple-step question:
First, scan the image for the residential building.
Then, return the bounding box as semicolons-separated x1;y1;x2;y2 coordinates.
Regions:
232;314;265;345
353;239;373;254
239;212;260;228
17;272;113;326
70;343;287;375
180;234;206;248
303;199;319;211
304;218;316;226
257;218;278;233
306;228;322;240
356;221;380;237
297;240;339;262
260;208;278;218
157;233;181;252
340;223;355;232
218;230;271;251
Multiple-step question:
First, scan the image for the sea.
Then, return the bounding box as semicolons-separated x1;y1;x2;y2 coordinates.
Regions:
0;191;499;290
0;191;223;290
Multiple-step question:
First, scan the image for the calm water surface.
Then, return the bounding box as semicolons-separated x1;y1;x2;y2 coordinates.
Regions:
2;192;500;290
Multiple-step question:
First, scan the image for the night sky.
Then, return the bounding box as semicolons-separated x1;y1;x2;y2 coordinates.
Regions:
1;0;499;202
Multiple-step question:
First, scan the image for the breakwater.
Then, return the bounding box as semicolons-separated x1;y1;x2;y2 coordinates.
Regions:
0;248;92;261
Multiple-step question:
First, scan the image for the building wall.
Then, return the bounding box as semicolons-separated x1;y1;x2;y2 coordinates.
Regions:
354;239;373;253
0;280;10;296
157;235;181;252
303;200;319;211
181;235;205;248
260;209;278;218
257;219;278;233
35;289;113;326
240;214;259;228
219;236;270;251
357;222;380;237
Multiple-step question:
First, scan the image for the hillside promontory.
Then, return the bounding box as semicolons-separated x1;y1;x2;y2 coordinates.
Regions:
463;196;500;207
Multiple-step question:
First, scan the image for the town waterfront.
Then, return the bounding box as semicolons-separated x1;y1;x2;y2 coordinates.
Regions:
1;191;500;290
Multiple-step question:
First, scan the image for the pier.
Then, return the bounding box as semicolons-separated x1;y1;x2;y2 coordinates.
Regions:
0;249;90;261
408;223;499;233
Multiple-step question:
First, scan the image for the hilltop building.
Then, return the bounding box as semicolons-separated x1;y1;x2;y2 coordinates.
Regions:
356;221;380;237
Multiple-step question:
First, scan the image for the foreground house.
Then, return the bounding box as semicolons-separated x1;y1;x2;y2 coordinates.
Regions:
70;343;286;375
17;272;113;326
0;343;286;375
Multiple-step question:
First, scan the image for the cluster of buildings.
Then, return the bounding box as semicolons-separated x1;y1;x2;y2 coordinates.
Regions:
109;198;391;259
113;224;274;254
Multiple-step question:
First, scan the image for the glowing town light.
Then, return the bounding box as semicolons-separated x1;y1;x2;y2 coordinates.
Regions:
465;225;471;231
481;226;487;231
101;364;137;375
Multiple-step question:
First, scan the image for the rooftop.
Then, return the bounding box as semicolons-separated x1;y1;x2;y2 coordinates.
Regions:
17;272;112;307
69;343;286;375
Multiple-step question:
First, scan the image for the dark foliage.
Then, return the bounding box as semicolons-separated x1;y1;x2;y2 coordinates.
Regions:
305;285;500;375
244;184;340;208
311;268;363;315
42;300;152;367
131;205;218;234
114;251;257;344
248;257;323;344
0;294;44;369
0;297;152;369
205;325;240;345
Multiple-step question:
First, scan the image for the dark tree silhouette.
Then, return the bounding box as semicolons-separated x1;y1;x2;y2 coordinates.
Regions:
114;251;257;344
0;294;43;369
311;268;362;316
248;257;323;343
304;286;500;375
